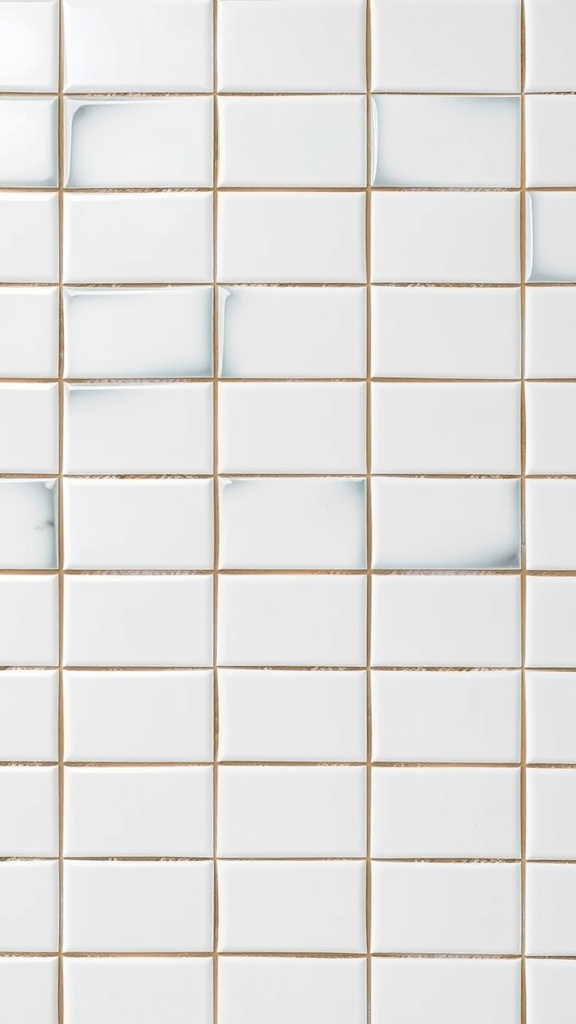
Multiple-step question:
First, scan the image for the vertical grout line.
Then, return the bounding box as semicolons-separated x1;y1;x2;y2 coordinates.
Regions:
520;3;527;1023
57;2;65;1022
212;2;220;1021
365;3;372;1021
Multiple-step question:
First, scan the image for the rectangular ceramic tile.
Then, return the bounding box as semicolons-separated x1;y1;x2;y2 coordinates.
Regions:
63;576;213;667
0;287;58;378
0;861;58;952
371;575;521;668
527;578;576;668
0;767;58;857
64;286;213;379
526;960;576;1024
526;672;576;765
217;670;366;763
527;480;576;569
218;478;366;569
219;286;366;379
371;286;521;380
372;958;521;1024
0;480;57;569
525;0;576;91
0;576;58;667
63;384;212;474
63;0;213;92
371;670;521;764
63;479;213;569
0;671;58;762
217;575;366;667
371;383;520;475
526;383;576;474
217;0;366;93
526;96;576;187
63;194;213;284
371;766;520;858
64;959;212;1024
63;861;213;952
527;192;576;282
0;958;58;1024
526;864;576;956
0;195;58;283
64;670;213;763
218;96;366;187
527;768;576;859
218;383;365;474
372;95;520;187
0;384;58;474
0;98;57;186
371;192;520;284
217;861;366;953
218;194;365;284
63;767;213;857
526;286;576;378
218;957;366;1024
371;0;521;92
371;478;520;569
371;862;521;954
217;766;366;857
65;98;213;188
0;0;59;91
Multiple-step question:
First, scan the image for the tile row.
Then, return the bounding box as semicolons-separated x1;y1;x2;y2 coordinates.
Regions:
11;191;576;284
7;0;576;95
6;574;576;668
7;94;576;189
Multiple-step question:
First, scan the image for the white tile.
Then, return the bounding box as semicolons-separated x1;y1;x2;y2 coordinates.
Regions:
217;575;366;667
528;192;576;282
371;767;520;859
372;95;520;187
371;286;521;380
372;958;520;1024
218;96;365;187
0;862;58;952
217;861;365;953
0;384;58;474
63;384;212;474
0;577;58;667
526;96;576;187
371;0;521;92
218;193;365;284
527;480;576;569
218;670;366;763
525;0;576;91
219;478;366;569
372;478;520;570
0;768;57;857
63;0;213;92
63;194;212;284
526;383;576;474
63;576;213;668
371;862;521;954
371;670;521;764
0;1;58;91
64;958;212;1024
371;383;520;475
372;192;520;284
527;671;576;764
526;864;576;955
219;957;366;1024
0;958;57;1024
65;98;213;188
0;195;58;283
527;578;576;668
0;287;58;378
64;287;212;379
63;861;213;953
0;98;57;186
526;960;576;1024
0;481;57;569
219;287;366;379
219;383;365;474
63;479;213;569
527;769;576;859
64;767;212;857
526;287;576;378
217;766;366;857
218;0;365;93
64;670;213;763
371;575;521;668
0;671;58;762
